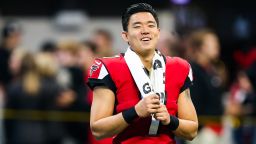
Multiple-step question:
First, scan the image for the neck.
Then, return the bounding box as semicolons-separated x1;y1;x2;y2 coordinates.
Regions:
136;50;155;70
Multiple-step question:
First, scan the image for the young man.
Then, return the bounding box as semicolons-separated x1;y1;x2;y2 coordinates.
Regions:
87;3;198;144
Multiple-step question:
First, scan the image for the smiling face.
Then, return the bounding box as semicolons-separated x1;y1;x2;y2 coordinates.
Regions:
122;12;160;56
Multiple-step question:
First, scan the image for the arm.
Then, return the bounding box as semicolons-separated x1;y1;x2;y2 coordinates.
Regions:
173;88;198;140
90;86;161;140
155;89;198;140
90;86;128;140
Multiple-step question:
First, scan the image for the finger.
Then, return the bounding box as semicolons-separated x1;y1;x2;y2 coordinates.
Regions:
155;112;161;117
149;104;161;109
155;116;166;121
159;104;167;109
156;105;167;111
151;99;160;104
149;94;160;100
155;112;167;118
157;108;168;113
148;108;158;114
159;104;168;111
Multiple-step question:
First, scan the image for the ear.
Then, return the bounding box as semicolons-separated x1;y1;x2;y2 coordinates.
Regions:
121;31;129;42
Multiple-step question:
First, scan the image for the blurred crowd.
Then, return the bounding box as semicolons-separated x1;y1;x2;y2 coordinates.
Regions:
0;23;115;144
0;18;256;144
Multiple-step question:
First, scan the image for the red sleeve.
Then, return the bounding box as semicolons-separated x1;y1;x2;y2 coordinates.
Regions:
87;59;116;93
180;63;193;93
168;57;193;93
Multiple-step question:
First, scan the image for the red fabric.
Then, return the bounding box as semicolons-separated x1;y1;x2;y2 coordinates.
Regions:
88;60;103;79
88;131;113;144
89;55;191;144
207;124;223;136
229;83;240;101
116;134;176;144
233;48;256;69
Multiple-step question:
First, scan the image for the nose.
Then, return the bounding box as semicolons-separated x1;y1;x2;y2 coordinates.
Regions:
141;26;150;35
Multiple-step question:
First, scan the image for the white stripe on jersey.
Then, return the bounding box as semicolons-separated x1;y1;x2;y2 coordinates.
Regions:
188;64;193;82
98;64;109;79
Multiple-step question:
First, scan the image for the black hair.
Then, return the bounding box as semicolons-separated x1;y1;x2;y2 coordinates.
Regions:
40;40;57;52
1;21;21;38
122;3;159;32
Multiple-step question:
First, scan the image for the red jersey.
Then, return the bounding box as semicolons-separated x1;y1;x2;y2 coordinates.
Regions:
87;54;193;144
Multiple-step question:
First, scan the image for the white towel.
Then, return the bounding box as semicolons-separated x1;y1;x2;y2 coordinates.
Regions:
124;47;166;135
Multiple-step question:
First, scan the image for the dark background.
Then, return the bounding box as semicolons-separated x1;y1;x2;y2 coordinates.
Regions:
1;0;255;83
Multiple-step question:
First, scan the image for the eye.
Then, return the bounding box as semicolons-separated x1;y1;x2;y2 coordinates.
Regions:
148;24;156;28
133;25;141;28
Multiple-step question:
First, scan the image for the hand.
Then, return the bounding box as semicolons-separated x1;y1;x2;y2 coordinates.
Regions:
135;94;160;118
155;104;170;125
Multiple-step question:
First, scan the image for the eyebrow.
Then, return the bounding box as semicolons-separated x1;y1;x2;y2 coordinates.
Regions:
132;21;156;26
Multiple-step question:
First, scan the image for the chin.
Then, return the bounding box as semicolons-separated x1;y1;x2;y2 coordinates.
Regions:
143;45;155;51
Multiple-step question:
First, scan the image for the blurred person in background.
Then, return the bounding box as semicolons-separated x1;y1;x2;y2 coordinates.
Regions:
186;28;228;144
4;52;62;144
88;3;198;144
35;52;66;144
9;48;27;80
78;41;97;106
0;21;22;93
91;29;114;57
247;62;256;144
0;21;22;144
6;49;30;140
78;41;97;73
225;62;256;144
157;31;180;57
56;40;88;144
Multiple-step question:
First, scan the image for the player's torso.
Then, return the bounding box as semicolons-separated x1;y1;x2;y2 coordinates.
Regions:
100;55;188;143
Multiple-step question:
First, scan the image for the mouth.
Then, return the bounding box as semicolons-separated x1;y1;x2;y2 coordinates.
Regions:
141;37;152;42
